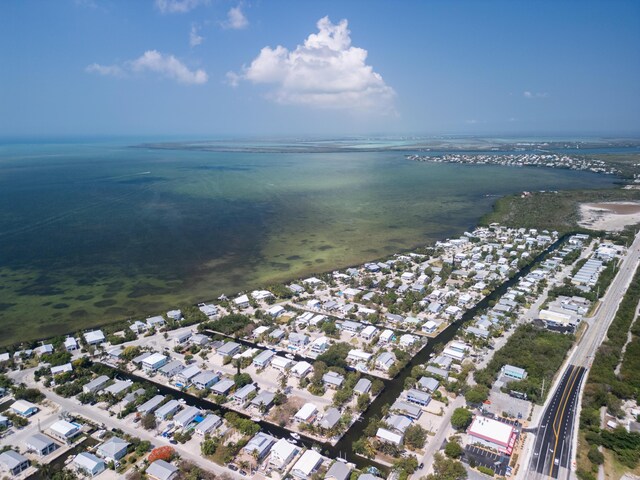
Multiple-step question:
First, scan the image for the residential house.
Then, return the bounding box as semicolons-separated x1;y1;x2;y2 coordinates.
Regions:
406;389;431;407
376;428;402;446
375;352;396;372
294;403;318;423
291;450;323;479
354;378;372;395
11;399;38;417
310;337;330;354
25;433;58;457
216;342;241;357
146;316;165;330
269;439;298;470
271;356;294;372
233;384;257;403
175;365;201;386
0;451;30;476
322;371;344;389
318;408;341;430
243;432;276;460
379;330;394;344
233;294;250;308
155;400;180;421
250;391;276;410
174;406;201;428
192;372;219;390
417;377;439;393
73;452;105;477
291;361;313;378
141;353;168;372
83;375;110;394
325;461;352;480
146;459;179;480
360;326;378;341
210;379;235;395
288;333;309;348
195;414;222;436
97;437;129;462
64;337;78;352
253;350;276;368
137;395;165;415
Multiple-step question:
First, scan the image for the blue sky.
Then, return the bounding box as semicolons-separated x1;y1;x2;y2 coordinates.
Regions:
1;0;639;137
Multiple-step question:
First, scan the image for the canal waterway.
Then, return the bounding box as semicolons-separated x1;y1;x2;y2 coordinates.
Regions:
109;235;567;472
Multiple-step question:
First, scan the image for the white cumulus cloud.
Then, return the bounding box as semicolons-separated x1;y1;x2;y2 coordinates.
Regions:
190;24;204;47
222;5;249;30
523;91;548;99
86;50;208;85
155;0;208;14
229;16;395;112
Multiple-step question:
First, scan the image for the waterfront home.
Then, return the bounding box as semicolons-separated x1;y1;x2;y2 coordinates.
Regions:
155;399;180;421
137;395;165;414
251;390;276;410
146;459;179;480
252;326;270;338
376;427;402;446
0;451;30;476
354;378;372;395
142;353;168;372
199;304;218;318
406;388;431;407
233;384;257;403
216;341;241;357
192;371;219;390
390;400;422;419
291;361;313;378
307;299;321;309
73;452;105;477
347;349;373;364
291;450;323;479
175;365;201;385
288;332;309;348
243;432;276;460
103;379;133;396
269;329;286;341
83;375;110;394
360;325;378;341
97;436;129;462
431;355;452;370
379;329;394;344
399;334;417;347
83;330;105;345
323;371;344;389
417;377;440;393
310;336;329;354
375;352;396;372
146;315;165;329
325;461;352;480
159;360;185;378
385;313;404;324
195;414;222;436
211;379;235;395
174;406;201;428
467;326;490;339
318;407;341;430
341;320;363;333
252;290;273;301
386;414;412;434
64;337;78;351
271;356;294;372
130;321;147;334
289;284;305;294
269;438;298;470
422;320;437;334
253;350;276;368
234;294;250;308
295;403;318;423
166;309;182;321
25;433;58;457
11;400;38;417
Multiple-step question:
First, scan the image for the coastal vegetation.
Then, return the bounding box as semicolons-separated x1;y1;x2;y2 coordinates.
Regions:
473;324;575;404
577;266;640;478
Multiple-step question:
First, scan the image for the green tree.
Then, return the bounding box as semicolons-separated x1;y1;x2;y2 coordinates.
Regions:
357;393;371;412
404;424;427;449
444;440;464;459
427;453;467;480
141;413;156;430
451;408;473;430
464;385;489;405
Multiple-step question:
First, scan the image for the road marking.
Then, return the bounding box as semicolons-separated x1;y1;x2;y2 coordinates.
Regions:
548;366;581;477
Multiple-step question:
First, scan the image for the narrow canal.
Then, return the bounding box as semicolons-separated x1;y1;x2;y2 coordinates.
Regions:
109;236;567;472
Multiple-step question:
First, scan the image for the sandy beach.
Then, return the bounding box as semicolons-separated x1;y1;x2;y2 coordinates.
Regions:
579;201;640;231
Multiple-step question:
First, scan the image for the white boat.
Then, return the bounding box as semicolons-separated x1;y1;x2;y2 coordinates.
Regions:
290;432;300;440
337;458;347;463
285;353;295;360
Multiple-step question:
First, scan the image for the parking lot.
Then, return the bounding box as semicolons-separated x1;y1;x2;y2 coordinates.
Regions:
464;445;509;476
484;387;530;422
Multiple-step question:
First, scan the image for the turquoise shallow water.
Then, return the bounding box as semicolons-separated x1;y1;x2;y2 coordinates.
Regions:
0;140;616;345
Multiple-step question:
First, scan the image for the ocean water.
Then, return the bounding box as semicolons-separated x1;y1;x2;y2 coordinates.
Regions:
0;139;616;345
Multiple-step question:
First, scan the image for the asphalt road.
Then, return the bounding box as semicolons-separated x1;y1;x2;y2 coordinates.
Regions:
529;364;585;479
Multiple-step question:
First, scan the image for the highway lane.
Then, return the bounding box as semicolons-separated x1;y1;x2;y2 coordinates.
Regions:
530;365;585;478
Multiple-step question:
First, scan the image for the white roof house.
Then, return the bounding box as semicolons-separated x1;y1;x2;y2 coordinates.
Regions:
174;406;201;428
291;449;323;478
234;294;250;308
83;375;110;394
195;414;222;436
83;330;105;345
141;353;168;371
97;436;129;462
271;356;294;372
49;420;80;442
0;450;30;476
146;459;179;480
73;452;105;477
51;363;73;376
294;403;318;422
269;438;298;469
376;427;403;445
25;433;58;457
64;337;78;351
347;349;373;363
11;399;38;417
291;361;313;377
